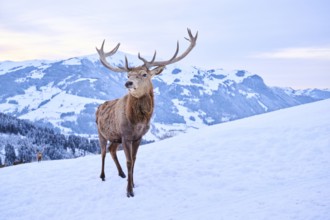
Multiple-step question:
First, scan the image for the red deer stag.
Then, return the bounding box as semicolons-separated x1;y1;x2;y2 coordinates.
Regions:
95;28;198;197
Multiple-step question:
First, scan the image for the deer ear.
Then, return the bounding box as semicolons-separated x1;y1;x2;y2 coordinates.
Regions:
150;66;165;76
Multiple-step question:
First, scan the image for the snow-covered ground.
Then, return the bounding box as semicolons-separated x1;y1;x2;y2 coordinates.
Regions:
1;99;329;220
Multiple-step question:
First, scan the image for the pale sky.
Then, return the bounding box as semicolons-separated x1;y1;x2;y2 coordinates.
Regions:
1;0;329;89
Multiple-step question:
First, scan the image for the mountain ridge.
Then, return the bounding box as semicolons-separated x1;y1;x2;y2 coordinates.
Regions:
1;53;329;140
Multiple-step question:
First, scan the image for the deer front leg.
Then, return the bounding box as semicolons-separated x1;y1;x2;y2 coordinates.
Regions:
122;138;134;197
131;138;141;188
109;142;126;178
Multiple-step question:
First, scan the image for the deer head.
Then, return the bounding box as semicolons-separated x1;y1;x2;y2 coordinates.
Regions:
96;28;198;98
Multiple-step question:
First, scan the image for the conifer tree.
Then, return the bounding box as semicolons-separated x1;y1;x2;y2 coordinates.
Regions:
5;144;16;165
17;141;34;163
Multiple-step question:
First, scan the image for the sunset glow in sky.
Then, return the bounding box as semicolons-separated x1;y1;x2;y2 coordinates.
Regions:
1;0;329;89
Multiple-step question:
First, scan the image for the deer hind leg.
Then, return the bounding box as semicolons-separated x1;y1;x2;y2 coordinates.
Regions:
109;142;126;178
99;136;107;181
122;138;134;197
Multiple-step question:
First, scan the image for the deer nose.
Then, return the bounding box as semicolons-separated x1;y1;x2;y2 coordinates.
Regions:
125;81;133;88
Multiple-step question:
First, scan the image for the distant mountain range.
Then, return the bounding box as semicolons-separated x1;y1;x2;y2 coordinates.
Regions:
1;53;329;141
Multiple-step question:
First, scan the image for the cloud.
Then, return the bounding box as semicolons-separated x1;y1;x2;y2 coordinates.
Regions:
252;47;330;60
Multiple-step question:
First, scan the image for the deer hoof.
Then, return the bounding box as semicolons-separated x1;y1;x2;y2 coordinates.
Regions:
127;191;134;198
119;172;126;178
100;174;105;181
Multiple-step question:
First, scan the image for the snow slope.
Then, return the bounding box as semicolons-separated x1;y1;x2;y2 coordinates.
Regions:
1;99;329;220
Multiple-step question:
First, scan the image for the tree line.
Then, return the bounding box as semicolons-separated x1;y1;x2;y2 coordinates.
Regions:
0;112;100;167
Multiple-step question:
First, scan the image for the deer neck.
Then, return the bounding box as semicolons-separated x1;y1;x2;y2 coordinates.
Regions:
126;90;154;125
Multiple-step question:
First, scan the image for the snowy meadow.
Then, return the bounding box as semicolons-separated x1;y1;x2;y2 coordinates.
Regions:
1;99;329;220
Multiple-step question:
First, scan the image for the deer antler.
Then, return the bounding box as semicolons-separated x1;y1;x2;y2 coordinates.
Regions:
96;28;198;72
138;28;198;68
96;40;130;72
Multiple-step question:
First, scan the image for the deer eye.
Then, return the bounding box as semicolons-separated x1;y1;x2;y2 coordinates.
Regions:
142;73;148;78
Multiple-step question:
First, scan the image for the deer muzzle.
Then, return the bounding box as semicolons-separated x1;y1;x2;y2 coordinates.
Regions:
125;81;134;88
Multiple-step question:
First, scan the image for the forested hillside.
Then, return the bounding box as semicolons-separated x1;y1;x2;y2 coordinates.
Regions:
0;112;99;167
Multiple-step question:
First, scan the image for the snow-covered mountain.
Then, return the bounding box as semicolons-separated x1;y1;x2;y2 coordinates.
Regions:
1;99;329;220
0;53;329;140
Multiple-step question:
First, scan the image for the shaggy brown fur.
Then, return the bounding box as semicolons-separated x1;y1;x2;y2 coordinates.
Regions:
95;88;154;142
126;92;154;125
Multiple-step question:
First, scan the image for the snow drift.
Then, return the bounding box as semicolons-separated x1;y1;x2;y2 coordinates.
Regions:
1;99;329;220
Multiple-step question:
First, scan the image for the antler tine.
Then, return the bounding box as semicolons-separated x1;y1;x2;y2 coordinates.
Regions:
139;28;198;68
150;50;157;63
138;50;157;67
138;52;148;64
168;41;180;62
96;40;129;73
104;41;120;56
123;56;130;70
143;41;179;68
